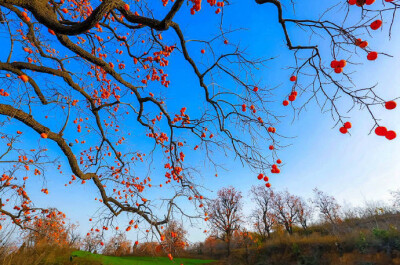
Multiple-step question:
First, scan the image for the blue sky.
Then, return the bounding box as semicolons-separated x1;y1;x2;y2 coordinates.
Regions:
1;0;399;243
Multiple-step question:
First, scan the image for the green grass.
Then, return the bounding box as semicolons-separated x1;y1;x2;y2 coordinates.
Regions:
71;250;216;265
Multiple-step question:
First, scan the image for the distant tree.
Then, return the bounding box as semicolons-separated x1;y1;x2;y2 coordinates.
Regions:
66;222;81;248
136;242;160;256
360;200;393;218
391;190;400;210
250;185;276;241
207;187;243;256
82;233;103;253
271;190;301;235
204;236;218;256
232;229;257;264
313;188;342;226
103;233;132;256
159;220;187;256
296;198;314;231
190;241;204;255
341;202;361;221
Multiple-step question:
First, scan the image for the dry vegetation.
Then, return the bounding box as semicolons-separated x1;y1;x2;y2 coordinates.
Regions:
184;188;400;265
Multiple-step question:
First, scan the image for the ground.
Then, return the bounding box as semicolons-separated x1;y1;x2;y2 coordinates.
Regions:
72;250;216;265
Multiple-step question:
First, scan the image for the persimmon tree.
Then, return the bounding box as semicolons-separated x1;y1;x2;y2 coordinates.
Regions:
159;220;187;256
23;209;70;247
207;187;242;256
0;0;398;256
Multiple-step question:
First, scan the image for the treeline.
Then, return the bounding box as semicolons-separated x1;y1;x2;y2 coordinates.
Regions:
187;186;400;265
2;187;400;265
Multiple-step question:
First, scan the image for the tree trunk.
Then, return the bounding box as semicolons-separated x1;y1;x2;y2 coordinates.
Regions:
227;236;231;257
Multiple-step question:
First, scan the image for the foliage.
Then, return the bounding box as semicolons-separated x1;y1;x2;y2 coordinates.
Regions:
159;220;187;256
23;208;74;247
102;233;132;256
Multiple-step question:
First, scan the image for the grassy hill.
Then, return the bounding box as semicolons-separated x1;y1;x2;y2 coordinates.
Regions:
72;250;216;265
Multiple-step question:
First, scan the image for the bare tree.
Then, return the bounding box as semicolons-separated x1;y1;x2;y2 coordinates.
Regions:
82;233;103;253
391;190;400;210
313;188;342;227
207;187;243;256
296;198;314;231
103;233;132;256
66;223;81;249
271;190;301;235
250;185;276;241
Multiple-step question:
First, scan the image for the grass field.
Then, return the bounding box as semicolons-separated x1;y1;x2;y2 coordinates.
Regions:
71;251;216;265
